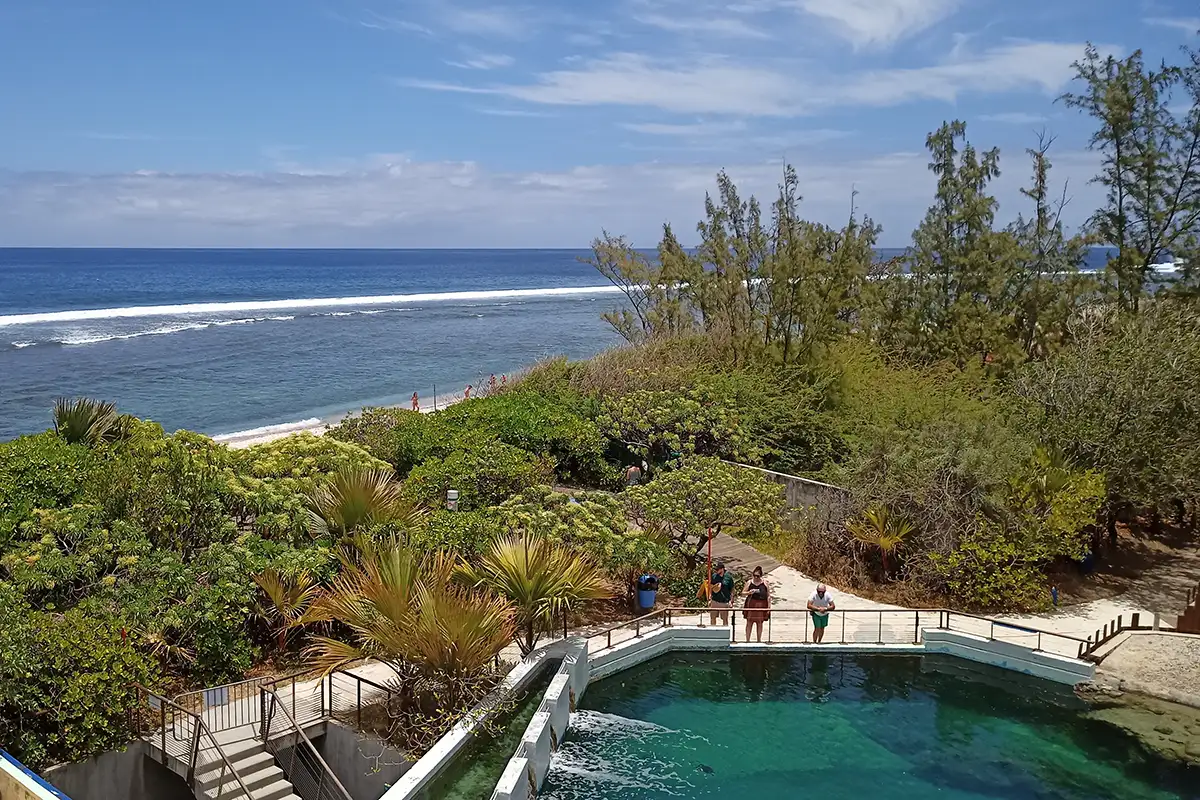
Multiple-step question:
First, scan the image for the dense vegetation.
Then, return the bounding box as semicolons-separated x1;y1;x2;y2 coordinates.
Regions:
2;39;1198;772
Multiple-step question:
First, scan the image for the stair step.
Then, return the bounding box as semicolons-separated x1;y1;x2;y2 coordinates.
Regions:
197;750;275;785
248;778;299;800
200;764;284;796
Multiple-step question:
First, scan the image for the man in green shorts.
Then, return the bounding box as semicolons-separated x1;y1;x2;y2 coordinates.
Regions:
709;561;734;626
807;584;835;642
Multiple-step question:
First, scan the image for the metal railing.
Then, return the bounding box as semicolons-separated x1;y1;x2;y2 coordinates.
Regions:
585;606;1092;659
132;684;253;799
260;684;353;800
327;669;397;732
174;674;284;733
1079;613;1157;660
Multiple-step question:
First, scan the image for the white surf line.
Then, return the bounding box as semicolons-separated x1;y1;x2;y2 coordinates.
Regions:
0;285;624;327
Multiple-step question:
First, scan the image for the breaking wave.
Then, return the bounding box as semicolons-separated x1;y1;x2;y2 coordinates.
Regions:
0;286;621;327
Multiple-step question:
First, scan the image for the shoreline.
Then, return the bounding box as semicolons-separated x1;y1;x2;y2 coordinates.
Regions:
212;389;473;449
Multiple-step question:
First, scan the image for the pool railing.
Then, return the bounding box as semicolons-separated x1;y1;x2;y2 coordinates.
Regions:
585;607;1091;659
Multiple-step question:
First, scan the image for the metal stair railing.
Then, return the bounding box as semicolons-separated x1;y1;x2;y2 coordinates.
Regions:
259;684;352;800
133;684;254;799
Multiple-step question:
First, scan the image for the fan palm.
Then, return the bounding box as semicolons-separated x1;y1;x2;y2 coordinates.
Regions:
53;397;120;446
303;540;513;695
456;533;609;655
254;569;321;651
845;505;914;578
306;467;424;539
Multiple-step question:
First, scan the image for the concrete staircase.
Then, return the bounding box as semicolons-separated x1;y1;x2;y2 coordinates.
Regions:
198;727;300;800
148;720;301;800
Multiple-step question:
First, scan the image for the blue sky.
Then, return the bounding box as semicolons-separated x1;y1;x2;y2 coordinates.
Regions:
0;0;1196;247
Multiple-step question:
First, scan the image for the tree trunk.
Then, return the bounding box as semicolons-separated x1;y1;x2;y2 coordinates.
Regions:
1173;498;1186;528
1151;507;1162;537
1106;505;1119;548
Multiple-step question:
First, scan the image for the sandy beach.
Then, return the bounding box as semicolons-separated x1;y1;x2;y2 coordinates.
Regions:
213;390;468;449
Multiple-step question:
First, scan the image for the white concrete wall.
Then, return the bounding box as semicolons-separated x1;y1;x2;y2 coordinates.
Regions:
589;627;731;681
923;629;1095;684
492;757;531;800
520;711;553;789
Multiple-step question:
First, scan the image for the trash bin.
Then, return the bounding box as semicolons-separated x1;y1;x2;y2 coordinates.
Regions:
636;574;659;611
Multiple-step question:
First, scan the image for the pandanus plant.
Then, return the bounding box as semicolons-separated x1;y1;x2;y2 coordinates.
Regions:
305;466;425;540
53;397;121;446
455;533;609;655
845;505;914;579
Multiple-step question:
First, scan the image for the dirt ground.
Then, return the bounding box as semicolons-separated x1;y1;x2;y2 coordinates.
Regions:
1050;521;1200;618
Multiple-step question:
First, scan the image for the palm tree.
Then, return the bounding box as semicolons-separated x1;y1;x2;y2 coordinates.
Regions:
306;467;424;540
254;569;321;651
456;533;609;655
303;540;513;693
845;505;914;579
53;397;119;446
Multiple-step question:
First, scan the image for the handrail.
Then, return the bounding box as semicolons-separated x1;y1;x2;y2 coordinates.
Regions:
261;684;353;800
584;606;1091;657
133;684;254;800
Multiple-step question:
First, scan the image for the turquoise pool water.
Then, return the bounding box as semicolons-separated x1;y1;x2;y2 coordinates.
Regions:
541;653;1198;799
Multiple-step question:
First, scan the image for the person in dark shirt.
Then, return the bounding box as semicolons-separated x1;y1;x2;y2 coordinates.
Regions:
741;565;771;642
709;561;734;626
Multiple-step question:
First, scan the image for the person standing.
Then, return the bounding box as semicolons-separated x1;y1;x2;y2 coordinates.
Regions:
411;392;419;412
807;584;835;643
741;566;771;642
625;463;642;487
709;561;734;626
464;384;472;400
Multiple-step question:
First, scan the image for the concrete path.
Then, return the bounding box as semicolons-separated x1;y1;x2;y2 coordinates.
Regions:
708;531;780;574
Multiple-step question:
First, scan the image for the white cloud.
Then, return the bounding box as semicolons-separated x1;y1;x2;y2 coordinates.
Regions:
359;13;435;37
791;0;962;47
620;120;749;135
399;41;1091;116
632;13;771;39
440;5;530;38
446;52;515;70
0;149;1102;248
473;106;554;117
1144;17;1200;36
979;112;1049;124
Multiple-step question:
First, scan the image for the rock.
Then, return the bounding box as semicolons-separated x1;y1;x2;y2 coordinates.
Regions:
1153;725;1174;734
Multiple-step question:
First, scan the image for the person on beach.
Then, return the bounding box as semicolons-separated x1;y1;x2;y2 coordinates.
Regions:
709;561;734;626
464;384;472;400
807;584;835;643
742;566;771;642
625;463;642;487
411;392;419;412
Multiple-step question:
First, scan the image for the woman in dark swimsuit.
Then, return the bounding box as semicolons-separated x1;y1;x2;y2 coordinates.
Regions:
742;566;771;642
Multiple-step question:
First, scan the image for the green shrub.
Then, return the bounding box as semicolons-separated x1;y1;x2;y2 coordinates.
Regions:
408;509;498;558
402;439;552;510
427;394;607;483
325;408;432;475
495;486;672;586
0;433;95;546
0;608;153;770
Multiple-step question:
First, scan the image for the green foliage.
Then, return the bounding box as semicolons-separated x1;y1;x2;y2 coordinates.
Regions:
1061;44;1200;311
427;394;607;483
626;457;784;564
456;533;609;654
407;510;497;559
1015;304;1200;509
0;608;152;770
845;506;914;578
52;397;121;446
326;408;433;475
402;438;552;511
495;486;672;585
0;433;95;546
226;433;391;538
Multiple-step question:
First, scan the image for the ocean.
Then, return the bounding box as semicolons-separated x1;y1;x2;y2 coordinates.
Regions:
0;249;625;441
0;247;1118;443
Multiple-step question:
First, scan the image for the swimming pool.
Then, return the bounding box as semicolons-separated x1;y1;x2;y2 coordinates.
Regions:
540;652;1198;799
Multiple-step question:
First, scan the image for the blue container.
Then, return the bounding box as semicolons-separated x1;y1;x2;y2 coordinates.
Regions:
638;589;657;610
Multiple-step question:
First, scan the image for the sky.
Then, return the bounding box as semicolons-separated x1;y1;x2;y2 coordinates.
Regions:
0;0;1197;248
